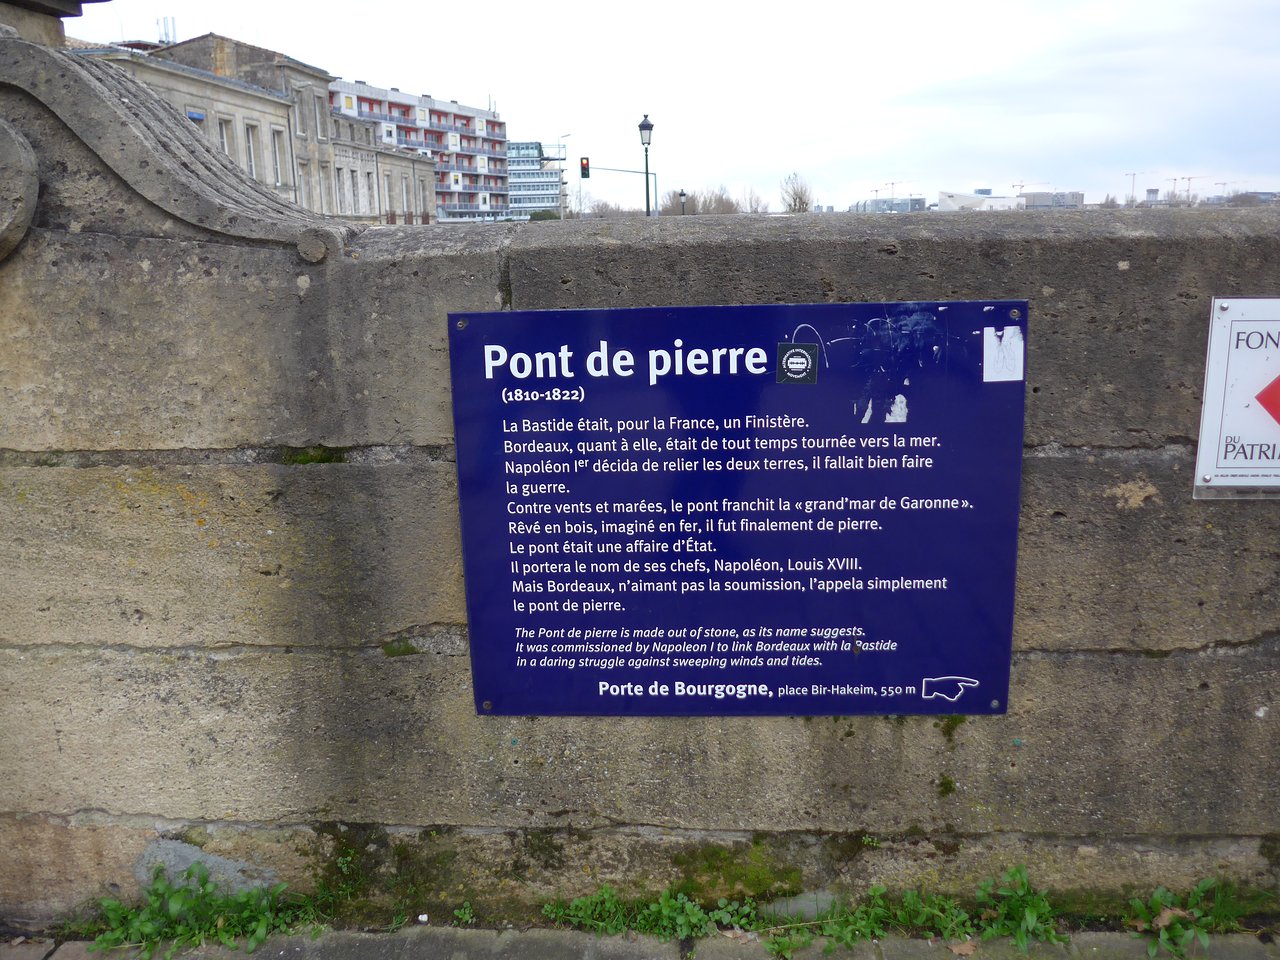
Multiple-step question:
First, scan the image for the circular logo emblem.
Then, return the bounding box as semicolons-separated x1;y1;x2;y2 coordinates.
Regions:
781;347;815;380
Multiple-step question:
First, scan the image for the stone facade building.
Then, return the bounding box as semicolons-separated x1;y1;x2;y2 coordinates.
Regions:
72;43;298;205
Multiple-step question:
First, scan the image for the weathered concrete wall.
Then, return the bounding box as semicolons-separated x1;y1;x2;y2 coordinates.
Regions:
1;36;1277;925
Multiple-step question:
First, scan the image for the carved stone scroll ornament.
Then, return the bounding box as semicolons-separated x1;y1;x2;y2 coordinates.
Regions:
0;115;38;262
0;34;353;261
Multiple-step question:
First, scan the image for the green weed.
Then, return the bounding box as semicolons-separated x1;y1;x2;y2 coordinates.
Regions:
975;865;1067;951
762;884;975;956
1124;878;1259;958
890;888;974;940
542;885;755;942
541;885;633;936
88;863;317;960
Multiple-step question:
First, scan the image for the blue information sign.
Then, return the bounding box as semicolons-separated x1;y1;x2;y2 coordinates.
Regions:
448;302;1027;716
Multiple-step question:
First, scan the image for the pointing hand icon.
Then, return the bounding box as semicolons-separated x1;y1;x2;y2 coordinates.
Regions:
921;676;980;702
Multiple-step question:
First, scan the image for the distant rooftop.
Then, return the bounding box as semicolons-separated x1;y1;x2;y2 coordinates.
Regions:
157;32;335;81
67;40;292;102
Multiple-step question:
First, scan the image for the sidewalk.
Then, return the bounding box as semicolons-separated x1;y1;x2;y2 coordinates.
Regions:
4;930;1279;960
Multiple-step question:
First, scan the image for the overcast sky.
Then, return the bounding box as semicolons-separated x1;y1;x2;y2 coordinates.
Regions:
70;0;1279;212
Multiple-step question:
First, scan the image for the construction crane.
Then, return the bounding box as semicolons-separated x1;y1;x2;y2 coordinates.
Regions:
1181;175;1208;204
1011;181;1046;194
884;180;914;203
1124;172;1148;206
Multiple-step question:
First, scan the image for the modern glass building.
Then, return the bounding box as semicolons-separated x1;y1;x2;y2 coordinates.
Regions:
507;141;565;219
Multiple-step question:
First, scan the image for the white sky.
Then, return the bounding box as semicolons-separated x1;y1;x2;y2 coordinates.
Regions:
69;0;1279;212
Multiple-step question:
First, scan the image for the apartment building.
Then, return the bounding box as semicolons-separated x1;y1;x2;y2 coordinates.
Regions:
331;79;507;222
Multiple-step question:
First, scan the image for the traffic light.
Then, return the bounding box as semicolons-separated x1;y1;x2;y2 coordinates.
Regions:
580;157;590;179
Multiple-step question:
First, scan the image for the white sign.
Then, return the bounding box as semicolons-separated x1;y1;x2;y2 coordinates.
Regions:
1194;298;1280;498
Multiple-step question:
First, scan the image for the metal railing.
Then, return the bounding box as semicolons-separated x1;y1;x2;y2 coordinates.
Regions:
357;108;414;124
441;203;510;213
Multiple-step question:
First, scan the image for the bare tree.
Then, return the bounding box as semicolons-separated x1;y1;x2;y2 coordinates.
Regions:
565;190;593;218
698;186;740;215
659;189;696;216
588;198;643;218
1100;194;1119;209
781;172;812;213
658;187;740;215
742;187;770;214
1227;192;1263;207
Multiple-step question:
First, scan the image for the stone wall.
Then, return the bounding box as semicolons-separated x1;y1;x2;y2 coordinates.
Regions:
1;34;1278;925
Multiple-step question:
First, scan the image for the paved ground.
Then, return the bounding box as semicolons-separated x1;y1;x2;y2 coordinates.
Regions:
3;930;1278;960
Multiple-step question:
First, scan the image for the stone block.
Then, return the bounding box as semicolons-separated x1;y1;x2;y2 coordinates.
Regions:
1015;450;1280;652
1;812;1271;928
0;228;500;450
1;646;1275;837
696;932;873;960
0;5;64;46
0;814;150;923
879;939;976;960
0;942;53;960
1068;933;1154;960
4;450;1274;656
0;464;464;649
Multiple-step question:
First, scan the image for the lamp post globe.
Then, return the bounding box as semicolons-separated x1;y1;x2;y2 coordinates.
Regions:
638;114;654;216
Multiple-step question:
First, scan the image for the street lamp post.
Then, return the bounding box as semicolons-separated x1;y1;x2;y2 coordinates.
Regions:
679;189;686;215
557;133;570;220
638;114;653;216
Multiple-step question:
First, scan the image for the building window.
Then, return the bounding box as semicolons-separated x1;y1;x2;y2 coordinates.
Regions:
217;118;233;156
298;161;310;207
244;123;258;179
351;170;360;214
315;96;328;141
335;167;345;213
319;162;332;213
367;172;376;213
384;173;393;212
294;90;308;137
402;175;411;214
271;129;285;186
343;95;354;109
